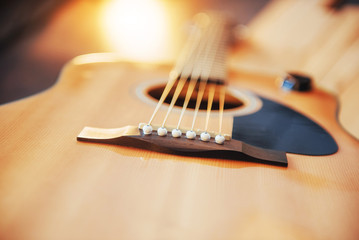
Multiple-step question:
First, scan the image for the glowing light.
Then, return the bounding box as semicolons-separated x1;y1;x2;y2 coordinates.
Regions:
101;0;169;62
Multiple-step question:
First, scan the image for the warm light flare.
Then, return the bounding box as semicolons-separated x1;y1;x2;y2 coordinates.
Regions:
101;0;170;62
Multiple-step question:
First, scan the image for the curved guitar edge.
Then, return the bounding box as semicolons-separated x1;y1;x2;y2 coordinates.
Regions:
77;126;288;167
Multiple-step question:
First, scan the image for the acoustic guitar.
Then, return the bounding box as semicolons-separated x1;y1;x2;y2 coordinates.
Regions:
1;8;359;240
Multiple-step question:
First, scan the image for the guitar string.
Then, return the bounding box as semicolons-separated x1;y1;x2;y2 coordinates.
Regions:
160;76;187;128
211;22;228;136
190;79;206;131
160;18;213;129
218;85;225;134
175;16;220;131
190;17;223;131
204;83;216;132
147;12;228;141
175;74;198;130
190;16;226;135
147;20;204;126
202;22;225;133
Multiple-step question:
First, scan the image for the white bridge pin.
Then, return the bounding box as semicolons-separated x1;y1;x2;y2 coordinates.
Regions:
157;127;168;136
215;135;225;144
172;129;182;138
200;132;211;142
186;130;196;140
142;125;153;135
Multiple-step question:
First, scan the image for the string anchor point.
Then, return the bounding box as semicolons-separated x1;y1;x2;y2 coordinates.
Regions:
186;130;196;140
200;132;211;142
157;127;168;136
142;125;153;135
172;129;182;138
215;134;225;144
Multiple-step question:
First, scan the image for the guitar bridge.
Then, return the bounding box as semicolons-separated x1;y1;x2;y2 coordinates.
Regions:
77;125;287;166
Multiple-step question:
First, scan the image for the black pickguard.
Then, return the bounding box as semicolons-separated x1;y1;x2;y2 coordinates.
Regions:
232;97;338;155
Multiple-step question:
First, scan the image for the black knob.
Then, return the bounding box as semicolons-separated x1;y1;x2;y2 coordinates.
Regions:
281;73;312;92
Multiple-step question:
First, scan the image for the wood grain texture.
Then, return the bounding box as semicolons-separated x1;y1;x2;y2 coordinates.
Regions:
231;0;359;139
0;53;359;240
1;1;359;239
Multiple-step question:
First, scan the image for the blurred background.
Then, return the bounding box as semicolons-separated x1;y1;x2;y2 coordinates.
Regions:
0;0;269;104
1;0;358;139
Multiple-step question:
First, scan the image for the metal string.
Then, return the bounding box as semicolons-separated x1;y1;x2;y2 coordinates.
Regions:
174;16;220;130
147;12;229;138
190;16;226;131
147;20;204;125
218;85;226;134
204;83;216;131
160;17;213;128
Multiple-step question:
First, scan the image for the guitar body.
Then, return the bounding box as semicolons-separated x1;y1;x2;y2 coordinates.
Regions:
1;54;359;239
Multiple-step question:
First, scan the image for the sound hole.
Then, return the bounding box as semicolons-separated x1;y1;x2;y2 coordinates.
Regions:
147;81;244;110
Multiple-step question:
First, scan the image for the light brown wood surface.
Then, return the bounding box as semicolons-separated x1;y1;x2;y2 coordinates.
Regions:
1;1;359;239
1;53;359;240
231;0;359;139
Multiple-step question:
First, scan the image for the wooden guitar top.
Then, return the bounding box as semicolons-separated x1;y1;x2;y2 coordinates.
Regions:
0;54;358;240
1;0;359;239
